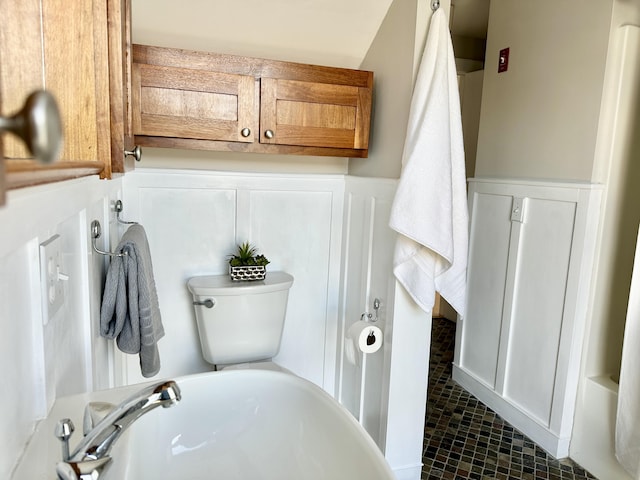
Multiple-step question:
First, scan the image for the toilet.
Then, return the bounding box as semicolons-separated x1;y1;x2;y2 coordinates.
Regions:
187;271;294;371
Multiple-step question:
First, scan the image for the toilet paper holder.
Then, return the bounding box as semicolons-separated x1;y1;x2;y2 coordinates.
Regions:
360;298;381;322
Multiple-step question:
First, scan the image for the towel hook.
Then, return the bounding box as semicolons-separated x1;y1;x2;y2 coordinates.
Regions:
114;200;138;225
431;0;440;11
91;220;127;257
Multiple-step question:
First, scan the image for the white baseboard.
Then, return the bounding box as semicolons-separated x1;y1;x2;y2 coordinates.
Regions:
390;463;423;480
452;364;570;458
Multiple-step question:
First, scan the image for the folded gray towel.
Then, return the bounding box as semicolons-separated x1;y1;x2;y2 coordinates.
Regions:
100;224;164;378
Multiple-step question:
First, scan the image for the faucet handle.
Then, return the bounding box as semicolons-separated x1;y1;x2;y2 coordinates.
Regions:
83;402;115;435
54;418;75;461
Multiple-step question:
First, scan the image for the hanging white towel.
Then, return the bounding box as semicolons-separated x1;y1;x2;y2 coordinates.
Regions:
616;225;640;478
389;8;468;317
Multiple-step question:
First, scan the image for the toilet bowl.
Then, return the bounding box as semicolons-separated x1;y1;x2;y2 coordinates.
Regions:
187;271;294;370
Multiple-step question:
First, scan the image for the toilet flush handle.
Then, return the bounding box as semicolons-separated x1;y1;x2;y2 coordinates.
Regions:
193;299;215;308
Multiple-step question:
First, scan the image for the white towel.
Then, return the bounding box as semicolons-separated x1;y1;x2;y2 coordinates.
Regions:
389;8;468;317
100;224;164;378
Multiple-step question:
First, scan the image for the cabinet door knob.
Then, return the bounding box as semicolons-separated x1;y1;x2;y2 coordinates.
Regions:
0;90;63;164
240;127;251;138
124;145;142;162
264;129;274;139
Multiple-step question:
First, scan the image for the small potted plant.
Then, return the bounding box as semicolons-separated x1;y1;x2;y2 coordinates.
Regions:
228;241;270;281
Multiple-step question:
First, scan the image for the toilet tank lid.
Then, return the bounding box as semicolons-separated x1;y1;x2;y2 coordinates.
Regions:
187;271;294;296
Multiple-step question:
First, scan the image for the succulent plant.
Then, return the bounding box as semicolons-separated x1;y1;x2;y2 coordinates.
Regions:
228;241;270;267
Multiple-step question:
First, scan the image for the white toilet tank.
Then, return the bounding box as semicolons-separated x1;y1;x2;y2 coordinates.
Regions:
187;272;294;366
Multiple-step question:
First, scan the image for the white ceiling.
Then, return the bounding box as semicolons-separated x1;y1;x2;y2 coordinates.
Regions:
132;0;490;69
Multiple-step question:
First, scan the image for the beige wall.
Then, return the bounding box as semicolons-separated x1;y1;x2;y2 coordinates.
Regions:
475;0;613;181
349;0;420;179
580;0;640;382
351;0;451;178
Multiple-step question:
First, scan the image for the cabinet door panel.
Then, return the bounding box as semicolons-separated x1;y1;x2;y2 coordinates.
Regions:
504;198;576;426
0;0;44;159
459;192;513;388
43;0;107;163
133;64;255;143
1;0;109;178
260;78;371;149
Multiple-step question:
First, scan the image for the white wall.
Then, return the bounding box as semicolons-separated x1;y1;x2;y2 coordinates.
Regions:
337;177;398;446
570;1;640;475
1;176;122;478
120;168;345;390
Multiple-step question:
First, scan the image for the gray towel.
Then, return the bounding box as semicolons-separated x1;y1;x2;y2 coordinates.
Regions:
100;224;164;378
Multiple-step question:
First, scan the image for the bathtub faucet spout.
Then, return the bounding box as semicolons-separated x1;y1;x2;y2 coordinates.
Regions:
54;380;182;480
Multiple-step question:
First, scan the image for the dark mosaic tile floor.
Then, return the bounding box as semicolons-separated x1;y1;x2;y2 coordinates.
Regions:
422;318;598;480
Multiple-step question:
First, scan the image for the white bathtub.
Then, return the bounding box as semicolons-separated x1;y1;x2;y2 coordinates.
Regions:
12;369;395;480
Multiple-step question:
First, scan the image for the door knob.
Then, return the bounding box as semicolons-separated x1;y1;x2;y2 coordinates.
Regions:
264;129;274;139
124;145;142;162
0;90;63;164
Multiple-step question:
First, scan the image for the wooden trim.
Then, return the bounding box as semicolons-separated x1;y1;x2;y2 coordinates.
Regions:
135;135;368;158
5;160;104;189
260;78;278;144
355;86;372;150
133;44;373;88
0;137;5;206
107;0;127;175
93;0;112;179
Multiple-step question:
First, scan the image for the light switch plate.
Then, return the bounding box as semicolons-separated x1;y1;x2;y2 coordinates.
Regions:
511;197;525;223
39;234;65;324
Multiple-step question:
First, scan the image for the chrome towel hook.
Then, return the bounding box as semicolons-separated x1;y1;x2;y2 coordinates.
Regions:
431;0;440;11
91;220;127;257
114;200;138;225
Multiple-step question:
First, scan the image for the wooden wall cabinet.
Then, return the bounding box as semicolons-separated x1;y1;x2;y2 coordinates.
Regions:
0;0;133;197
132;44;373;158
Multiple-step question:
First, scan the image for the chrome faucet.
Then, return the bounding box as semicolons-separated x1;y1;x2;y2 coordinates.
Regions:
54;380;182;480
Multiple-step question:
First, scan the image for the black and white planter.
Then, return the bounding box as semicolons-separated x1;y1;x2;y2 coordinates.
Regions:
228;265;266;281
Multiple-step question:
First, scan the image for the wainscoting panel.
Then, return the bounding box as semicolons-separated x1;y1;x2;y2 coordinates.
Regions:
122;169;345;390
454;178;602;458
337;176;398;447
459;191;513;389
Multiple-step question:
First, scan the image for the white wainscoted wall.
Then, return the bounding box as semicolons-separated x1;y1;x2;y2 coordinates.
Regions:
3;168;433;480
119;169;346;390
337;176;432;480
337;176;398;444
453;178;602;458
118;170;430;480
0;177;123;479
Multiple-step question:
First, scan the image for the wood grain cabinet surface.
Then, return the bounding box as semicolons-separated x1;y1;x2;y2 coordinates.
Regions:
0;0;133;197
132;44;373;158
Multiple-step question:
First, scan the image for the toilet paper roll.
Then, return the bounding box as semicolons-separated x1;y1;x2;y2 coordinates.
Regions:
346;321;383;365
